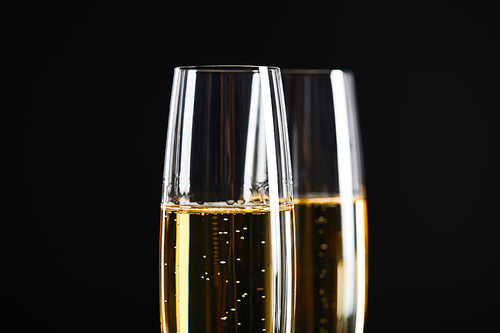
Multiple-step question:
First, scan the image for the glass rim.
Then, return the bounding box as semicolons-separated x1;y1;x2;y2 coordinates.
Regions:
175;65;280;72
282;69;350;75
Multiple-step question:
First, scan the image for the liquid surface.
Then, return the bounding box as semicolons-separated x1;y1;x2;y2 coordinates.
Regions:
160;205;294;333
294;197;367;333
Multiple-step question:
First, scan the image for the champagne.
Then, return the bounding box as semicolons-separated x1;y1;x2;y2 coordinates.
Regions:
160;204;294;333
294;197;367;333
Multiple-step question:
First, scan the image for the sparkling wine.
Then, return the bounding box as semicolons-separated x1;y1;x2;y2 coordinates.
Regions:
160;204;294;333
294;197;367;333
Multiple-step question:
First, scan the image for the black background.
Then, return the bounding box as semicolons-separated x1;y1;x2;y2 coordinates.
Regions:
12;0;500;332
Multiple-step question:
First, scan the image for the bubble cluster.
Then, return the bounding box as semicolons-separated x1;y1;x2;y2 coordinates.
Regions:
163;209;273;331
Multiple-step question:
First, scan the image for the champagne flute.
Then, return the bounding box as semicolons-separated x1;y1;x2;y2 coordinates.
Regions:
282;69;368;333
160;65;295;333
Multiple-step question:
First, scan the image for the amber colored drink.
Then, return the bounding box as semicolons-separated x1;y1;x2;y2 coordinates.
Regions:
294;197;367;333
160;205;294;333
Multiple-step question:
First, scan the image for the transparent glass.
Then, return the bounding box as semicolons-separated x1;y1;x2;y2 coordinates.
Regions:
160;65;295;333
282;69;367;333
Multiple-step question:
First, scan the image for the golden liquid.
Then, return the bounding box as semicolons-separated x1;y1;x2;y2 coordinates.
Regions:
160;205;294;333
294;197;367;333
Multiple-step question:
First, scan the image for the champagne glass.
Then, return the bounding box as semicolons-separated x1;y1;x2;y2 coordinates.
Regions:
282;69;368;333
160;65;295;333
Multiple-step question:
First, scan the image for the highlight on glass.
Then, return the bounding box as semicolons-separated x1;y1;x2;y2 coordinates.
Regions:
160;65;295;333
282;69;368;333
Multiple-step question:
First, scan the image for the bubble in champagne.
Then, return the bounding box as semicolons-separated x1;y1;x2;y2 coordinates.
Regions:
253;197;262;204
226;199;235;205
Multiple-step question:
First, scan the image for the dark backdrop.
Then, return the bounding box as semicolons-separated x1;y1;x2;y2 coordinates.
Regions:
13;0;499;332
